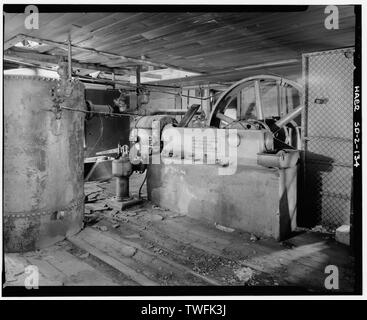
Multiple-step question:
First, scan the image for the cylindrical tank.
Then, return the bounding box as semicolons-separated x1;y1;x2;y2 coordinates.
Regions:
4;74;86;252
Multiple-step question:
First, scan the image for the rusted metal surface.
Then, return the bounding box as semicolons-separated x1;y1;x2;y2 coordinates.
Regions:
4;75;86;252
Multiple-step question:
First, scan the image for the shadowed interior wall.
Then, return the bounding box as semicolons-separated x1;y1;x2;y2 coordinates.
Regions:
85;89;130;157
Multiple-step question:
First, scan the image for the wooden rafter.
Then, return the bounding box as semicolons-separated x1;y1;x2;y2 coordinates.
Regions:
4;48;129;75
6;34;200;74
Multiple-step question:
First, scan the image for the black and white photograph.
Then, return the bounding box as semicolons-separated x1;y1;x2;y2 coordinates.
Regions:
0;2;363;301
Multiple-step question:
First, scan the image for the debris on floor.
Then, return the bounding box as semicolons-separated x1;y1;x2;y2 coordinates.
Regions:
152;204;168;211
214;223;235;233
150;213;164;222
233;266;255;283
93;225;108;232
5;178;353;290
310;225;332;234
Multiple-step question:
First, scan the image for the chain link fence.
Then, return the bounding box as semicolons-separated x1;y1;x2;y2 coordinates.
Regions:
302;48;354;231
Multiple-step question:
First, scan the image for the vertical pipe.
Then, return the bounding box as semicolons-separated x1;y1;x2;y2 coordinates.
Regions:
136;65;141;108
276;83;281;117
116;176;129;201
136;65;141;87
68;37;72;79
280;86;286;117
254;80;264;120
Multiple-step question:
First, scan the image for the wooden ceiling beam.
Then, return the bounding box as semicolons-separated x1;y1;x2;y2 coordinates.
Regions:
7;34;201;74
147;58;301;86
4;48;128;75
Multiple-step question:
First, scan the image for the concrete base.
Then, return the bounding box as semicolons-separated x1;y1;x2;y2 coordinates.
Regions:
335;225;350;246
147;163;298;240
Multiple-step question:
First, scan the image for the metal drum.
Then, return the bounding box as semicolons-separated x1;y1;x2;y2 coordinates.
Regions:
4;74;85;252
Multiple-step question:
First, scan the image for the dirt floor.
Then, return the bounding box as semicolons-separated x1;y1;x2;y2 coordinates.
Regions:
4;174;355;292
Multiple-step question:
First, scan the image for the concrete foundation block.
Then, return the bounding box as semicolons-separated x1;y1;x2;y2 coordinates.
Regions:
147;163;298;241
335;225;350;246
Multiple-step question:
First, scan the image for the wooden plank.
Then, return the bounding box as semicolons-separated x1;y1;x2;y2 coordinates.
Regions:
91;219;273;285
77;227;214;285
68;233;159;285
103;214;291;284
24;256;66;285
116;210;353;289
4;254;63;286
5;247;118;287
39;247;118;286
89;227;222;285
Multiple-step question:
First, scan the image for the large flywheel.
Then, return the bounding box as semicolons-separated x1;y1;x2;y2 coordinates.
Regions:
208;75;303;150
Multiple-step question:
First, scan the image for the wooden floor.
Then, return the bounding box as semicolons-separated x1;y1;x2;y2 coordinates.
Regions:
4;177;355;292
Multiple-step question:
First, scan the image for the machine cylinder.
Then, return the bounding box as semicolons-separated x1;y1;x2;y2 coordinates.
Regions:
116;176;130;201
4;74;86;252
112;156;133;201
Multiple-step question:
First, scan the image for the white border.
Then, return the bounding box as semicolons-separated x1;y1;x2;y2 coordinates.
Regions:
0;0;365;300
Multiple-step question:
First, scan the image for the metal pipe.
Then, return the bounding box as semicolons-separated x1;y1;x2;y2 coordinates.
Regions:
68;37;72;79
125;108;200;116
275;105;304;128
86;101;113;114
254;80;264;120
84;100;202;118
216;112;235;124
116;176;129;201
146;109;197;116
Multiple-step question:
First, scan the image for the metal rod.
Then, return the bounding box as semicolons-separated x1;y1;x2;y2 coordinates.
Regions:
234;58;300;71
216;112;235;124
274;105;304;128
60;106;137;117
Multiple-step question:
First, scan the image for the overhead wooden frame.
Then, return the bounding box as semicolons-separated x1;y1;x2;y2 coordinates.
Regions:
5;34;200;73
4;47;129;75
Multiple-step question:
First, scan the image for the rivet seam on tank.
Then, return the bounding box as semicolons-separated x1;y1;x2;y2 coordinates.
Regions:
3;195;84;221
